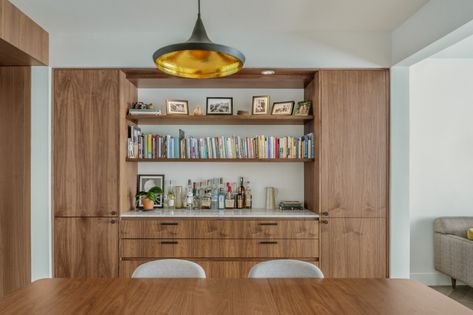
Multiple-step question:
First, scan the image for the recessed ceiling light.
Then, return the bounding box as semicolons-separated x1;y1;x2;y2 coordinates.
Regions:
261;70;275;75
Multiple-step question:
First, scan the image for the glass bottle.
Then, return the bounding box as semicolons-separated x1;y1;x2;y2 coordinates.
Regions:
186;179;193;210
175;186;183;208
192;182;200;209
245;180;252;209
200;182;212;209
167;180;176;209
237;177;246;209
218;178;225;210
225;182;234;209
211;178;219;210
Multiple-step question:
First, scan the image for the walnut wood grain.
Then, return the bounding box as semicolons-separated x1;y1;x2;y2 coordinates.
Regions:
0;67;31;297
120;219;319;239
54;217;119;278
53;69;121;217
121;239;318;259
321;218;386;278
127;114;313;125
120;259;319;279
319;70;389;218
0;0;48;65
0;279;470;315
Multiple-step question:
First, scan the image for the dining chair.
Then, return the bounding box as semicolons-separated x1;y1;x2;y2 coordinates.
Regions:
131;259;206;278
248;259;324;278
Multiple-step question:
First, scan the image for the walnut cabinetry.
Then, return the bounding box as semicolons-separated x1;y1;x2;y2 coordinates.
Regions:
53;69;137;277
120;218;319;278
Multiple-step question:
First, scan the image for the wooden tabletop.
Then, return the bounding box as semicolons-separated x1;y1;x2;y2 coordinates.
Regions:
0;278;470;315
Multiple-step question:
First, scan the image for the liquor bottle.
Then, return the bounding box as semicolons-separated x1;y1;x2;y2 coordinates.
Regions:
211;178;219;210
200;181;212;209
225;182;234;209
237;177;246;209
245;180;253;209
186;179;193;210
167;180;176;209
192;182;200;209
218;178;225;210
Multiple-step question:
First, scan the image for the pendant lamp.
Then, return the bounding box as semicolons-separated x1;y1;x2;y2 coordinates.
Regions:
152;0;245;79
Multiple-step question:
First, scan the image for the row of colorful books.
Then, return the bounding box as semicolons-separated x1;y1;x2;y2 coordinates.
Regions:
127;127;314;160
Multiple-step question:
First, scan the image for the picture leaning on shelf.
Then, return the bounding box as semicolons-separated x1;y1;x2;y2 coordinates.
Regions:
127;127;314;161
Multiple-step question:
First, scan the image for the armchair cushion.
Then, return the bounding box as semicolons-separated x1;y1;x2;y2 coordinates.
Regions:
434;217;473;238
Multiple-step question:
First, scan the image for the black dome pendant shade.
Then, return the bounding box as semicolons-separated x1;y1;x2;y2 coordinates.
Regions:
153;0;245;79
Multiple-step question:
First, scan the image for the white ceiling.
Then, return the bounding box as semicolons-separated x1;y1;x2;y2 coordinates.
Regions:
12;0;428;34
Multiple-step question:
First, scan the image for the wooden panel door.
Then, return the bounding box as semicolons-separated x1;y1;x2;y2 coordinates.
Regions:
320;218;386;278
53;70;120;217
54;217;119;277
319;70;389;218
0;67;31;297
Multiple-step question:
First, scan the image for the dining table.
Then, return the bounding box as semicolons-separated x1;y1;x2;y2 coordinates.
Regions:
0;278;470;314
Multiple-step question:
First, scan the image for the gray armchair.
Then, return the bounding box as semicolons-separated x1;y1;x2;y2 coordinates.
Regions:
434;217;473;288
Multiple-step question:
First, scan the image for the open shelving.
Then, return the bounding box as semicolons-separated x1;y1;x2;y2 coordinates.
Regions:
126;158;314;163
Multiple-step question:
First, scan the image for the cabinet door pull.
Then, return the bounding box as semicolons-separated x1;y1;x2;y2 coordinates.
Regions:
259;241;278;244
321;211;329;216
160;222;179;226
321;220;329;224
160;241;178;245
110;219;116;224
111;211;117;216
258;222;278;226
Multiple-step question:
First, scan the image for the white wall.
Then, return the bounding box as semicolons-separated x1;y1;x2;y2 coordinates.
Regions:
30;67;51;280
138;88;305;208
409;58;473;285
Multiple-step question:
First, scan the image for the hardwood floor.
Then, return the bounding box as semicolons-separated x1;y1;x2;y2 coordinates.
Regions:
431;286;473;310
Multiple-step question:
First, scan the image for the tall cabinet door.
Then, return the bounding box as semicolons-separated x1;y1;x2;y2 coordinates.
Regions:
54;218;119;277
53;70;120;217
320;70;388;219
319;70;389;278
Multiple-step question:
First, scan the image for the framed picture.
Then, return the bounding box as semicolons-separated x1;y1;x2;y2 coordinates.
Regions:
252;96;270;115
293;100;312;116
271;101;294;115
166;100;189;115
206;97;233;115
137;174;165;208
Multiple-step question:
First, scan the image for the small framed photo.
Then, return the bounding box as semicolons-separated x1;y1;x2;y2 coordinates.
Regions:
293;100;312;116
206;97;233;115
137;174;165;208
271;101;294;116
252;96;270;115
166;100;189;115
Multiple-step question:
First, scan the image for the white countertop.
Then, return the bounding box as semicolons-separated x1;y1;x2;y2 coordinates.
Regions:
121;208;319;218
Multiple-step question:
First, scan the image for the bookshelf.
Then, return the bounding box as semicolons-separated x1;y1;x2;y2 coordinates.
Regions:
126;158;314;162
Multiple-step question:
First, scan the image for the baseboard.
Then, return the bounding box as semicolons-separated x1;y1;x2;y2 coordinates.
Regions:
410;272;466;286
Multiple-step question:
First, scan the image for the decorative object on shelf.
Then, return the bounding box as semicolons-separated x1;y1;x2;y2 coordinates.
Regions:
265;187;278;210
132;101;153;110
192;105;203;116
206;97;233;115
294;100;312;116
136;185;163;211
237;110;249;116
271;101;294;116
252;96;270;115
129;108;162;116
137;174;165;208
279;201;304;210
166;100;189;115
152;0;245;79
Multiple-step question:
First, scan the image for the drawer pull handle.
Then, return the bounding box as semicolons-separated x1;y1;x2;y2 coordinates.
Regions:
258;222;278;226
259;241;278;245
322;211;329;216
110;219;116;224
160;241;178;245
160;222;178;226
321;220;329;224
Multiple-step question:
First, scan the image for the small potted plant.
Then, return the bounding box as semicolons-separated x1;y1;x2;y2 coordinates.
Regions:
136;186;163;210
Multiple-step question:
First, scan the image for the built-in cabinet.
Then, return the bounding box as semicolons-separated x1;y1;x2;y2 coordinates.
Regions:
53;68;389;279
53;69;137;277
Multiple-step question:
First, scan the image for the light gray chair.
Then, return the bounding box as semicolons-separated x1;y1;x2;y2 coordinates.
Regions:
248;259;324;278
132;259;206;278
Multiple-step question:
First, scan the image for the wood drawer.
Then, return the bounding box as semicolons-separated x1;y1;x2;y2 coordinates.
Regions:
120;219;319;239
120;219;194;238
120;259;319;279
121;239;318;259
